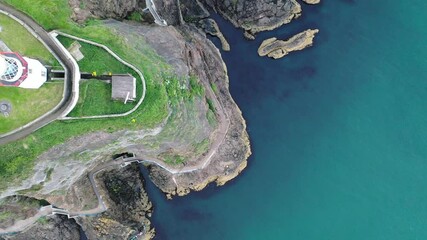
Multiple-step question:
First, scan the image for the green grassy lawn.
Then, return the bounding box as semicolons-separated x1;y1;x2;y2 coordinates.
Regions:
57;36;142;117
58;36;134;74
0;13;59;67
70;79;135;116
3;0;73;31
0;83;64;134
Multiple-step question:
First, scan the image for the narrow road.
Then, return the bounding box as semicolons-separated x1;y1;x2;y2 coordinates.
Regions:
0;2;78;145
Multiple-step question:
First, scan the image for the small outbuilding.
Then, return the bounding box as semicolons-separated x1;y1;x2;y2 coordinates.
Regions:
111;74;136;103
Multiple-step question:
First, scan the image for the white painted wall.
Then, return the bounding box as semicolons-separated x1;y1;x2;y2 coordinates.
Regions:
19;57;47;89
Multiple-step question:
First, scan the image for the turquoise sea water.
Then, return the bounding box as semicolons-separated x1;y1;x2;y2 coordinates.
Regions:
145;0;427;239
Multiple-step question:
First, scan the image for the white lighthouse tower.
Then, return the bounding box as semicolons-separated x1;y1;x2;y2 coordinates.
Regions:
0;52;47;89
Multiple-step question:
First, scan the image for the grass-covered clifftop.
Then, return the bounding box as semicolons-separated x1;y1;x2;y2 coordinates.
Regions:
0;0;196;189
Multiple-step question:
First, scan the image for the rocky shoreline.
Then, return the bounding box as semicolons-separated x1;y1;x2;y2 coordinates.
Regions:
0;0;323;238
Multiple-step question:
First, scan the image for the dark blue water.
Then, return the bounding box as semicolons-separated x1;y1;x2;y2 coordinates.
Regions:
147;1;427;239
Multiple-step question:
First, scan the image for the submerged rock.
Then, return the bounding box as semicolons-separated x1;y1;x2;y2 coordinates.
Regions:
258;29;319;59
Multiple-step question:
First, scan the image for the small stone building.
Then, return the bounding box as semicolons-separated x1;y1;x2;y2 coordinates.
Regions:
111;74;136;103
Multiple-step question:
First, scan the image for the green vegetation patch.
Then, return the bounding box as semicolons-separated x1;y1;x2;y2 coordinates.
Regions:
36;216;49;225
205;98;218;128
127;12;143;22
0;82;64;134
210;82;218;93
4;0;73;31
70;80;136;116
193;138;210;156
164;74;205;106
58;36;133;75
57;36;142;117
0;13;59;66
0;211;11;221
163;154;186;166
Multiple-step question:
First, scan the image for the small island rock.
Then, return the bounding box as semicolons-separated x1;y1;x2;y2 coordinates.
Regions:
258;29;319;59
302;0;320;4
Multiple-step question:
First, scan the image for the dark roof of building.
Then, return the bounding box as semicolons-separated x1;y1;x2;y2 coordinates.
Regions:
111;74;136;102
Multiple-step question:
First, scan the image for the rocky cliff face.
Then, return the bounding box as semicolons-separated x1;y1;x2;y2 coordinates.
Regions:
77;164;154;239
69;0;303;38
3;165;153;240
200;0;302;38
69;0;149;23
4;215;81;240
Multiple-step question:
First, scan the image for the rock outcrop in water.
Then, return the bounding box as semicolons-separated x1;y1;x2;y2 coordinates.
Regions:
302;0;320;4
199;18;231;51
258;29;319;59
